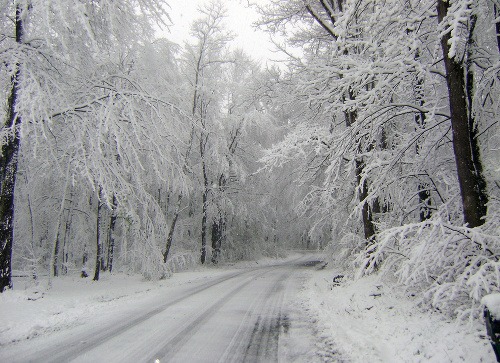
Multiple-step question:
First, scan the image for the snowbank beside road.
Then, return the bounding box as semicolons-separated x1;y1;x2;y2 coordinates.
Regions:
304;267;495;362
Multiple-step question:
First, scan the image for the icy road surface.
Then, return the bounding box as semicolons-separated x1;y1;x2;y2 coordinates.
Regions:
1;257;321;363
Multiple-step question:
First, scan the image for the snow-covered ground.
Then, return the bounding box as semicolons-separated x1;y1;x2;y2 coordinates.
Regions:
0;254;496;362
0;269;231;347
302;266;496;362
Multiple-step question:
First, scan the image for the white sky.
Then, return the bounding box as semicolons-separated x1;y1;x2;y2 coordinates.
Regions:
159;0;282;66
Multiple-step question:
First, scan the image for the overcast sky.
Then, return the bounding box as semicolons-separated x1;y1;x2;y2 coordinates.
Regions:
160;0;281;66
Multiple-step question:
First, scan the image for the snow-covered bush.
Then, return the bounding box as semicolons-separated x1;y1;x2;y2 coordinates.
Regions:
357;201;500;319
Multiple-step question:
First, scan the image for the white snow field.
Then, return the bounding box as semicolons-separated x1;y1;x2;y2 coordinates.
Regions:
0;253;496;362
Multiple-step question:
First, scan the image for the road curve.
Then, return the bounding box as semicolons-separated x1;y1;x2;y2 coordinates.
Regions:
2;256;322;363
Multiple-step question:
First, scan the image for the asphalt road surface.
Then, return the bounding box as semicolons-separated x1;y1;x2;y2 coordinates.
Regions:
2;256;322;362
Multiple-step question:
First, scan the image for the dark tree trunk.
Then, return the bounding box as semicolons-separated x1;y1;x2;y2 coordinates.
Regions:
306;0;375;241
81;245;88;278
200;165;208;264
53;231;61;277
164;127;194;264
414;72;432;222
0;5;23;292
211;173;226;264
163;194;182;263
107;194;117;273
199;114;210;265
211;216;225;264
93;189;104;281
356;158;376;240
211;220;219;260
62;196;73;276
346;105;376;242
437;1;488;228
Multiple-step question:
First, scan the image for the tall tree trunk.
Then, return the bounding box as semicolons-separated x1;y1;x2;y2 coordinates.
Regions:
81;244;88;277
345;104;376;241
61;187;74;275
437;1;488;227
52;232;61;278
163;194;182;263
25;175;37;280
0;5;23;292
356;158;376;240
62;209;72;275
93;188;104;281
211;216;225;264
163;128;194;264
200;157;208;264
414;69;432;222
107;194;117;273
50;167;70;282
325;2;375;241
211;173;226;264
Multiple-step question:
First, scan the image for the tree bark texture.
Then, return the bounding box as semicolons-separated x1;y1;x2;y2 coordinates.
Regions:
107;194;117;273
211;216;225;264
93;189;104;281
164;129;194;264
437;0;488;228
200;159;208;264
414;73;432;222
200;129;209;264
62;211;72;275
356;158;376;240
163;194;182;263
211;172;227;264
0;5;23;292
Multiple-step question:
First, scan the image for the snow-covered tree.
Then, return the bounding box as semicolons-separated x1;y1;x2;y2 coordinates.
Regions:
257;0;500;318
181;1;236;264
0;0;200;290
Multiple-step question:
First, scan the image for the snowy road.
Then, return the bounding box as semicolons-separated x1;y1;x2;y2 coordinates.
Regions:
1;257;321;363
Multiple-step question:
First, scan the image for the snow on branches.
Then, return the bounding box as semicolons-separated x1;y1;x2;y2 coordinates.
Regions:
257;0;500;319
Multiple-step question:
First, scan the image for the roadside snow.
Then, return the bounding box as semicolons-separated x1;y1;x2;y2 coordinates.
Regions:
303;267;496;362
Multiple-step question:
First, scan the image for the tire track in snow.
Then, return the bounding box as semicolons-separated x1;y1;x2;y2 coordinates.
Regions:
216;267;293;363
241;271;289;362
150;266;286;362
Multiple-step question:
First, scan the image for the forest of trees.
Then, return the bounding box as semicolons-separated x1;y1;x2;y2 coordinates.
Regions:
1;0;499;319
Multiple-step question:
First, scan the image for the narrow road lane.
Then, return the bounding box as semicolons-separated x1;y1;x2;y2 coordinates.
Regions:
2;257;321;363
